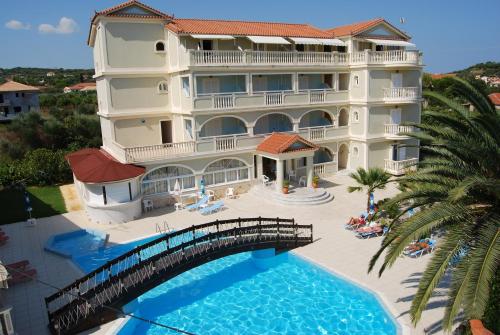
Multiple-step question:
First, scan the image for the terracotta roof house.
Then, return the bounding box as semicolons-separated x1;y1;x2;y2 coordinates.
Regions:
488;93;500;109
430;73;456;80
0;81;40;121
71;0;422;224
63;82;97;93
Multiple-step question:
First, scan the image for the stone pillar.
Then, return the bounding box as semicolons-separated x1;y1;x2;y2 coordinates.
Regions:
195;174;203;191
293;122;299;133
306;156;314;187
275;159;284;192
247;126;254;136
256;155;263;178
286;159;293;178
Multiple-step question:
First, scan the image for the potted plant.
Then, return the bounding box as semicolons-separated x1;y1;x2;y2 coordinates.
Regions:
312;175;320;188
282;180;290;194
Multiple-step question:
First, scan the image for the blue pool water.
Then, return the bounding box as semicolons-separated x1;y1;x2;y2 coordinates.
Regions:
45;229;108;258
72;237;398;335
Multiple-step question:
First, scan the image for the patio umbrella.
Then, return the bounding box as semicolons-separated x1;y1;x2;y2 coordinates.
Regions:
0;263;8;289
200;178;206;196
369;192;375;215
173;179;182;204
24;191;33;220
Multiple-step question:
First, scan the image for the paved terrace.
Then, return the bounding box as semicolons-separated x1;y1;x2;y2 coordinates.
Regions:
0;175;450;335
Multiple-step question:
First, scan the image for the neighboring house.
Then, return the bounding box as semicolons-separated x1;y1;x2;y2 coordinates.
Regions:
68;0;422;223
0;81;40;121
63;82;97;93
489;93;500;110
46;71;56;77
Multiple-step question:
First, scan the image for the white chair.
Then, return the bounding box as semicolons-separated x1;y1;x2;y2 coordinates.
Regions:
299;176;307;187
225;187;236;199
288;170;296;181
261;175;272;186
143;199;154;212
207;190;215;201
174;202;183;211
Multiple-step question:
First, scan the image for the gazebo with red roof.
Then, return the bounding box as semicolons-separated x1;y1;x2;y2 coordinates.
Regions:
255;133;319;191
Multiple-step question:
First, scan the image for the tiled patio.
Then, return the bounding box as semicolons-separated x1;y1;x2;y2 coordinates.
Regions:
0;175;451;335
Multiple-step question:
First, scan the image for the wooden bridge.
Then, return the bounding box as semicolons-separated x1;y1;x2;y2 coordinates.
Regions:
45;217;313;334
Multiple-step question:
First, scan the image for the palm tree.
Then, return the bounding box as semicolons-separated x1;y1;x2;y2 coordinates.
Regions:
369;77;500;332
347;167;391;213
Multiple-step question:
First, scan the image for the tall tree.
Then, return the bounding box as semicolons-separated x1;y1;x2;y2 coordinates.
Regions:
347;167;391;213
369;77;500;331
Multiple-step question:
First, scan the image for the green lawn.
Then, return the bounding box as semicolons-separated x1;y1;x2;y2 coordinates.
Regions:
0;186;67;225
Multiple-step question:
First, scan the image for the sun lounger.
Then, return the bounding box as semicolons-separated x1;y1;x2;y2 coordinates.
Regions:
199;201;224;215
185;195;209;211
8;268;37;285
408;239;436;258
355;226;388;239
6;260;30;271
0;235;9;246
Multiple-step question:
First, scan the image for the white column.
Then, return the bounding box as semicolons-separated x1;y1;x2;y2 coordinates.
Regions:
256;155;263;178
306;156;313;187
195;175;203;191
286;159;293;178
275;159;284;192
293;122;299;133
247;126;254;136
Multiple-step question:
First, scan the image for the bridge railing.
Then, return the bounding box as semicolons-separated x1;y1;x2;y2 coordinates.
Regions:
45;217;312;332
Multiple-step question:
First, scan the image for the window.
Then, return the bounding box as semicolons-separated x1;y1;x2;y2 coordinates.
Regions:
142;166;196;196
353;75;359;87
353;146;359;157
184;119;193;140
155;41;165;52
203;159;249;186
338;73;350;91
181;77;190;97
352;110;360;123
15;93;19;97
157;81;168;94
21;93;25;97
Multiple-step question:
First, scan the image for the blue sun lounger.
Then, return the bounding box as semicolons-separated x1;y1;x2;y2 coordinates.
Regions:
185;195;209;211
199;201;224;215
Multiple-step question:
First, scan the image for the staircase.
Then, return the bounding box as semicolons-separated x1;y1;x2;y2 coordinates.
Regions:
250;184;333;206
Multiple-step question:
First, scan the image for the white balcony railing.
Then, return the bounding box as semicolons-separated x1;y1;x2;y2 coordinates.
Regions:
384;124;414;136
383;87;419;102
384;158;418;175
313;161;337;176
189;50;421;67
213;95;235;109
264;92;284;106
309;90;326;103
124;141;196;163
215;136;237;152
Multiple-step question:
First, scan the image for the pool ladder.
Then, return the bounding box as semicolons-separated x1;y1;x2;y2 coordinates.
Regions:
155;221;172;234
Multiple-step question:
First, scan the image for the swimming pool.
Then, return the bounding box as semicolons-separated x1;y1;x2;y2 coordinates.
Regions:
44;229;108;258
71;234;398;335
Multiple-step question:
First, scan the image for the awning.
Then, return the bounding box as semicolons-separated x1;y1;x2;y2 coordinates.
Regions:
191;34;234;40
247;36;290;44
289;37;321;45
365;39;416;48
316;38;346;46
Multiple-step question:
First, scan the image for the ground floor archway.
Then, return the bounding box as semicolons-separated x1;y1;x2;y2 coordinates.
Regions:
338;143;348;170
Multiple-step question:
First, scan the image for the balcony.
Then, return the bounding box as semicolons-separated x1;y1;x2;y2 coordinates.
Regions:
188;50;421;67
192;90;349;112
112;126;350;164
0;99;10;107
384;158;418;175
383;87;420;102
384;124;414;138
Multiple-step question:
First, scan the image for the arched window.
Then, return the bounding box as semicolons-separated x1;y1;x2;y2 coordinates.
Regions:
158;81;168;94
299;110;333;128
155;41;165;52
254;114;293;135
203;159;249;186
199;117;247;138
142;166;195;195
313;147;334;164
338;108;349;127
352;109;359;123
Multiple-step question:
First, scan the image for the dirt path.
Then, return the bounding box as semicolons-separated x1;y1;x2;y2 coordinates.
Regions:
59;184;82;211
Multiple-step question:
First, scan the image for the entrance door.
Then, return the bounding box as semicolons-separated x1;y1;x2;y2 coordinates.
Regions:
392;144;398;161
201;40;213;50
390;108;402;124
338;144;348;170
391;73;403;88
262;157;276;180
160;120;172;144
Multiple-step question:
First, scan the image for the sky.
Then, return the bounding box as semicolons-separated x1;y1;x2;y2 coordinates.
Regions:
1;0;499;73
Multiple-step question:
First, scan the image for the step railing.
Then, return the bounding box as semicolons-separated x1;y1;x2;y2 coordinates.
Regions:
383;87;419;101
45;217;313;334
384;124;414;136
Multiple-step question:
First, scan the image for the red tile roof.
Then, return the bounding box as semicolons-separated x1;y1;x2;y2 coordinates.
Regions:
0;81;40;93
256;133;319;155
166;18;332;38
326;18;409;39
430;73;456;80
489;93;500;106
92;0;171;22
66;82;96;91
66;148;145;183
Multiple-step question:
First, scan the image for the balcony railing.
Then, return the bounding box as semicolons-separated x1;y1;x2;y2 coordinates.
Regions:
189;50;350;66
193;90;348;111
115;126;350;164
384;124;414;137
383;87;420;102
188;50;421;67
384;158;418;175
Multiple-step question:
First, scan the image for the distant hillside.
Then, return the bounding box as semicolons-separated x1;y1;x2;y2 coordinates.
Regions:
0;67;95;93
452;61;500;78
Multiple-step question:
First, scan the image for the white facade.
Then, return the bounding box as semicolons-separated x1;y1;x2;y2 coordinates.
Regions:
83;1;422;212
